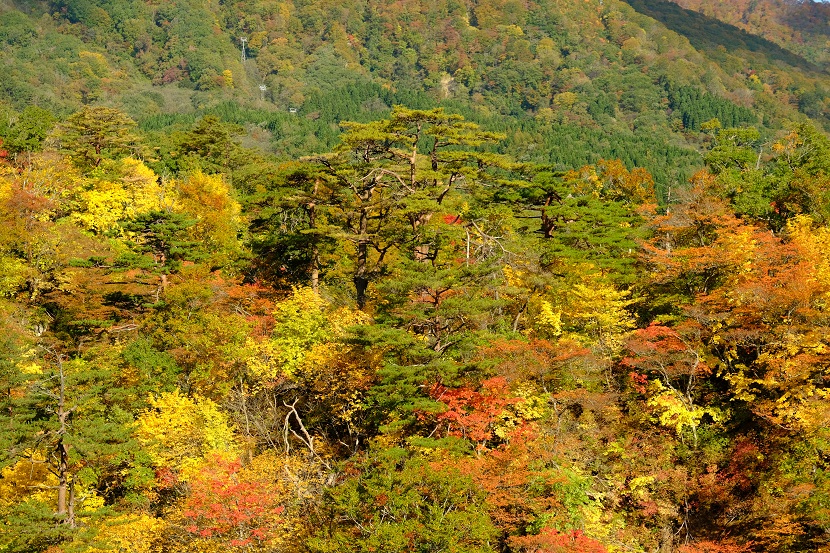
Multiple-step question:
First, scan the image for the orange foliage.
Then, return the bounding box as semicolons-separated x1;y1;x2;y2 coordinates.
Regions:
428;377;519;450
510;527;608;553
181;454;284;548
474;338;590;389
676;540;752;553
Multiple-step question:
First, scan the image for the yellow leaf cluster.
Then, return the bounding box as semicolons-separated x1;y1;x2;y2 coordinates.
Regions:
787;215;830;290
720;227;756;277
72;158;172;233
563;280;636;354
248;31;268;49
173;171;242;258
84;514;165;553
0;169;12;202
77;51;110;78
221;69;234;88
502;264;525;288
493;386;549;439
0;459;55;506
243;337;283;383
247;287;370;382
628;475;656;499
302;342;375;425
511;385;549;420
135;390;237;477
647;380;722;441
536;300;563;336
0;255;27;297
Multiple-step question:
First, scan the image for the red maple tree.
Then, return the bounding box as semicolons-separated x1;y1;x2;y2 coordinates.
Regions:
181;454;284;547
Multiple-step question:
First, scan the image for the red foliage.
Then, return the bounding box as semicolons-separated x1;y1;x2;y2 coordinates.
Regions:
475;338;591;387
181;455;284;547
156;467;178;489
621;322;709;394
628;371;648;394
437;424;566;537
428;377;519;451
510;528;609;553
160;63;187;84
200;276;280;338
726;440;763;490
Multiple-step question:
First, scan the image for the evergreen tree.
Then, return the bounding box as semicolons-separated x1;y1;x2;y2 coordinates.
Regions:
51;107;139;171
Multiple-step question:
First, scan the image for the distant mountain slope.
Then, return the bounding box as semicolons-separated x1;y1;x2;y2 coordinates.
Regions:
625;0;823;72
1;0;830;195
664;0;830;66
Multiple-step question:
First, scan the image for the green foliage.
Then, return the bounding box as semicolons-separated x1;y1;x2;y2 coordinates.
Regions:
0;105;56;157
307;448;498;553
705;123;830;229
668;85;757;131
119;210;201;274
174;115;246;174
0;499;74;553
52;107;140;171
0;348;148;550
120;337;181;395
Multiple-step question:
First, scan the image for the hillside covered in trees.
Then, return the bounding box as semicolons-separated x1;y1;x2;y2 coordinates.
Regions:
665;0;830;67
3;1;830;553
2;0;830;194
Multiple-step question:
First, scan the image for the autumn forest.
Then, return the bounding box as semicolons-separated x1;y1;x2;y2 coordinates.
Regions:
2;0;830;552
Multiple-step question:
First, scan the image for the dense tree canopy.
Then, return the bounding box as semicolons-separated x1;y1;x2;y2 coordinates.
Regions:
3;0;830;551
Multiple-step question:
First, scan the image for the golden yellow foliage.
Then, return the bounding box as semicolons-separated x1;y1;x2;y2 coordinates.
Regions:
0;255;27;297
493;385;548;439
647;379;722;444
77;51;110;78
174;171;241;257
0;459;55;506
221;70;234;88
302;341;378;425
72;158;171;233
562;279;636;355
787;215;830;289
536;300;563;336
245;287;370;382
87;514;166;553
135;390;238;478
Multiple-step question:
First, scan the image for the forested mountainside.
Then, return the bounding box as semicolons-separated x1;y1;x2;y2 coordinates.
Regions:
4;0;830;552
2;0;830;195
665;0;830;67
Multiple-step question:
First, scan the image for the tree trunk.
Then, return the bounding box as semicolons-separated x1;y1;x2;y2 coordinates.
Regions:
67;480;76;528
311;245;320;293
55;357;75;527
355;207;369;309
57;445;67;517
414;244;430;262
659;523;674;552
541;194;555;239
309;181;320;292
411;212;433;262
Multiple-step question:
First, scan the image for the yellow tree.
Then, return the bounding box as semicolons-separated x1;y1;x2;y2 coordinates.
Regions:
135;389;238;481
173;170;244;268
71;157;171;234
